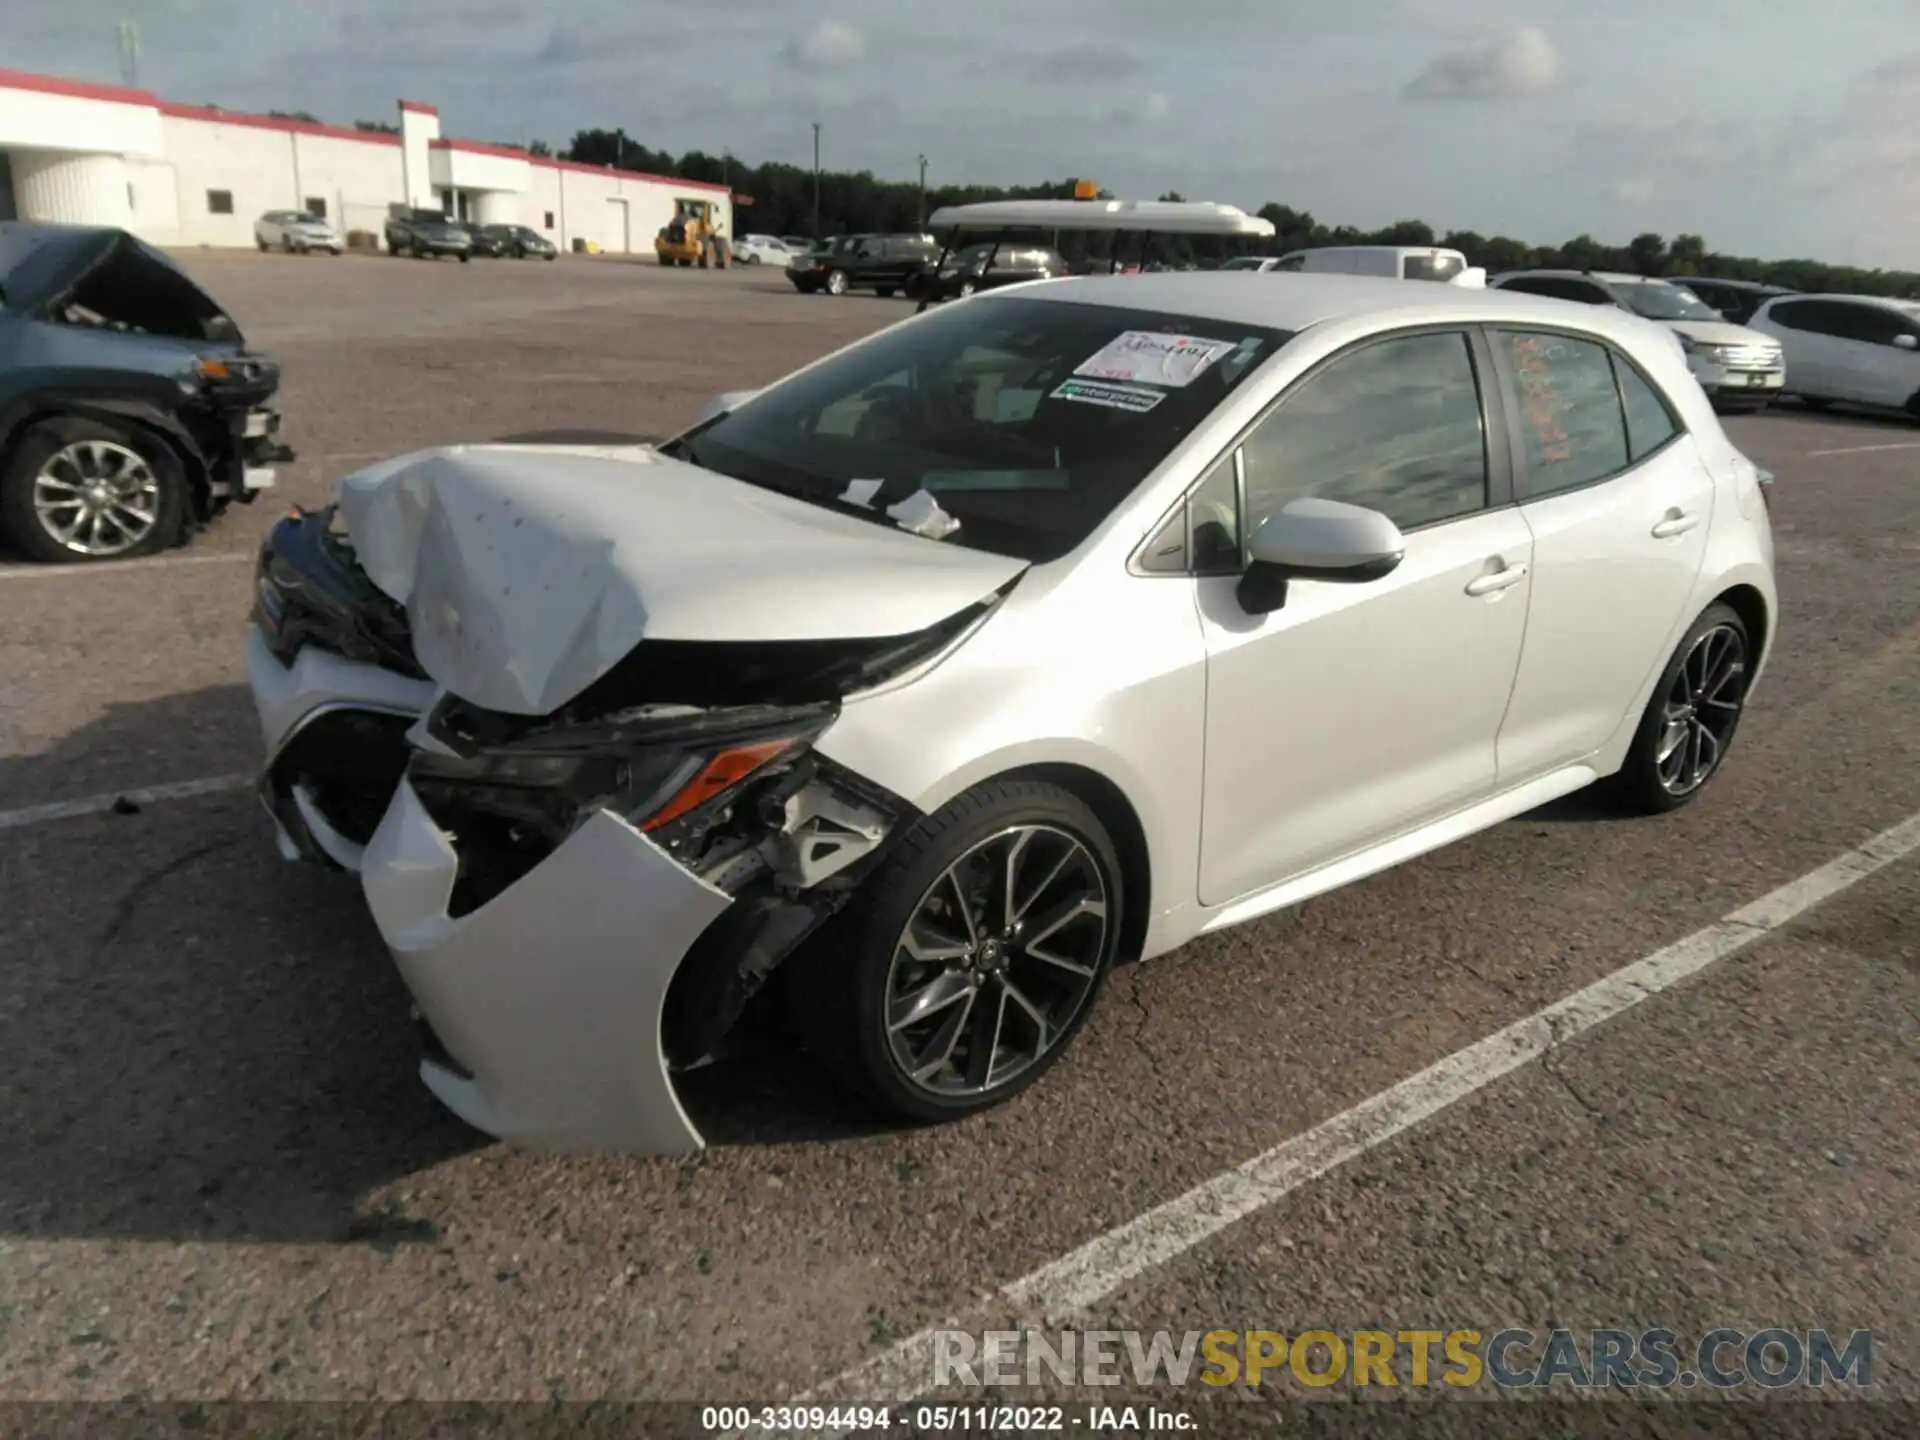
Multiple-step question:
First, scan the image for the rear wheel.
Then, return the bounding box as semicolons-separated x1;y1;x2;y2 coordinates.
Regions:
788;779;1122;1124
0;418;186;564
1609;603;1751;813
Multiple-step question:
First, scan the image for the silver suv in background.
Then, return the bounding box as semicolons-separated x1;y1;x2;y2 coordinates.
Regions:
254;210;342;255
1490;270;1784;411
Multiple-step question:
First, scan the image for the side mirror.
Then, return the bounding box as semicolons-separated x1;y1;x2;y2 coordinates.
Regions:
1893;334;1918;351
694;389;761;426
1236;498;1406;615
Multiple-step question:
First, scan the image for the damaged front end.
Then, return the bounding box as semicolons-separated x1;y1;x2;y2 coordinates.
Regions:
406;690;913;1075
250;505;434;868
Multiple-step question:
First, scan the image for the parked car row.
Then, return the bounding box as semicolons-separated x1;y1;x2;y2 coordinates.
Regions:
380;211;557;262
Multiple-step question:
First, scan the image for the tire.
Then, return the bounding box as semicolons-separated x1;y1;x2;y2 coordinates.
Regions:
256;238;269;252
0;417;186;565
787;778;1123;1125
282;236;296;254
746;253;761;265
458;253;470;264
824;268;849;296
1608;602;1752;814
545;253;555;262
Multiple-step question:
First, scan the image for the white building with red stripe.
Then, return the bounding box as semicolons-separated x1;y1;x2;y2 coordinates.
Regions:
0;68;730;253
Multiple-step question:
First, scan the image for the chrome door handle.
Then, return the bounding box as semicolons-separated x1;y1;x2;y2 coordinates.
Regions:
1465;564;1529;597
1652;511;1701;539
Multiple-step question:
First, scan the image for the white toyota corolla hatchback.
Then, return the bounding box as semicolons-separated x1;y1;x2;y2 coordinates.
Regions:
246;273;1778;1154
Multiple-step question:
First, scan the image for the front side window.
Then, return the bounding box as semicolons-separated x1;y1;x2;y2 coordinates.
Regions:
670;296;1287;563
1497;330;1631;496
1238;330;1488;534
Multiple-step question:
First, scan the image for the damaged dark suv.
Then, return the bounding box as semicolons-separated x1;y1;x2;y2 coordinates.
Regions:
0;223;293;563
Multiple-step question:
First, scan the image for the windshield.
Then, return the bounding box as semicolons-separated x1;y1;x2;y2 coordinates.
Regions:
1612;280;1723;321
666;295;1288;564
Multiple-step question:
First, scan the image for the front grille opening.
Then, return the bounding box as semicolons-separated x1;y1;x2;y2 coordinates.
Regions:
270;710;416;845
409;783;565;919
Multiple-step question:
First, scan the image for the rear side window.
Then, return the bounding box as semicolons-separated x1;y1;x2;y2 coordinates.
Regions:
1239;330;1488;533
1404;253;1465;282
1767;300;1852;337
1497;331;1630;497
1612;355;1680;461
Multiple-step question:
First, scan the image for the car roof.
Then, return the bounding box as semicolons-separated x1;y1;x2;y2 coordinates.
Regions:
1010;271;1682;341
1766;292;1920;313
1493;269;1657;284
1682;276;1791;293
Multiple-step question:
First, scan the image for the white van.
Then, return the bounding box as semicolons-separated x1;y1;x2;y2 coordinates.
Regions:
1272;245;1483;285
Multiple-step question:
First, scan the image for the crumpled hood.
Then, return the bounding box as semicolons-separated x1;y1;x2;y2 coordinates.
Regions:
1662;318;1779;348
336;443;1027;716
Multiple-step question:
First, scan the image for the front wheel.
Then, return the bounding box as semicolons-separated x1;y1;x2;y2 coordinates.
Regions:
788;779;1123;1124
0;418;185;564
824;268;849;296
1609;602;1752;813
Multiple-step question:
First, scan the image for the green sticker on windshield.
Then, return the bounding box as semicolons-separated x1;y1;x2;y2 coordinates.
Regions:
1050;378;1166;414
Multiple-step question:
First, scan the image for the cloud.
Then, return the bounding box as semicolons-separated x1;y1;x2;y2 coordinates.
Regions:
1605;177;1656;205
781;20;867;73
1403;26;1560;101
1024;41;1147;79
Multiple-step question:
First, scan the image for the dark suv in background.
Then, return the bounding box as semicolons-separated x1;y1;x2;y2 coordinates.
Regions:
926;242;1069;300
1666;277;1797;325
384;210;472;261
787;233;940;297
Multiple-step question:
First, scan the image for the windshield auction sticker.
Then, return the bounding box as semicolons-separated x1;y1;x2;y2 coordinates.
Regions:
1050;378;1167;413
1075;331;1238;387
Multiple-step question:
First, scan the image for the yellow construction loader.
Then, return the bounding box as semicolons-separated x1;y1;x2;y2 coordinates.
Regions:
654;198;730;268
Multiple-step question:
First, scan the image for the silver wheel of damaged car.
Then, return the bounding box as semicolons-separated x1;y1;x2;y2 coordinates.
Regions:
884;823;1107;1098
33;439;163;557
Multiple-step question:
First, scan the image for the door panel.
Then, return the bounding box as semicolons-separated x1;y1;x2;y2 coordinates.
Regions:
1197;509;1533;905
1497;438;1713;778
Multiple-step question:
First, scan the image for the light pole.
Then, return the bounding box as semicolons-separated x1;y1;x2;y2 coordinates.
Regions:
917;153;928;229
811;121;822;239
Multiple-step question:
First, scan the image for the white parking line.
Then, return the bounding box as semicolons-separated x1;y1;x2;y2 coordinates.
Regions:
0;552;254;581
1805;440;1920;458
0;774;253;831
788;807;1920;1421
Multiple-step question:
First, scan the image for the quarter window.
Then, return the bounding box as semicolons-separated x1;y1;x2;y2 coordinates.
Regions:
1498;331;1631;496
1239;331;1488;534
1612;355;1679;461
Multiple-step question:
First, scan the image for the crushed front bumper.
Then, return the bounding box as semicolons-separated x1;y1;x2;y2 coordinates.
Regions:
361;777;731;1153
246;627;436;869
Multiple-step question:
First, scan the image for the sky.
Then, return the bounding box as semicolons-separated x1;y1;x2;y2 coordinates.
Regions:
5;0;1919;268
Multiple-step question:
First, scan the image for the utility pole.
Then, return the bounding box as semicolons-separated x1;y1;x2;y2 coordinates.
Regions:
917;154;928;229
811;121;822;239
116;22;140;88
613;126;625;169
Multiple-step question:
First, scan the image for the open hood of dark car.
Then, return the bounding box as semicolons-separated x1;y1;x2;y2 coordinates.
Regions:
0;222;240;343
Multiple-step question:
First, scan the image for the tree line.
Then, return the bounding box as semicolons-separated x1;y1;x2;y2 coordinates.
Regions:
555;127;1919;298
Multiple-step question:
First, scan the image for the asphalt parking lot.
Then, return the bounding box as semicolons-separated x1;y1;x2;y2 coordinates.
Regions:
1;252;1915;1428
